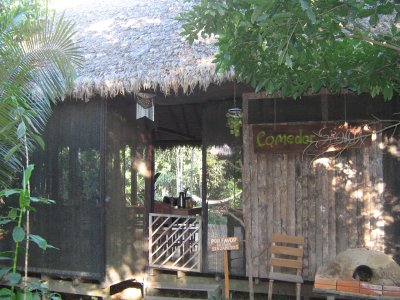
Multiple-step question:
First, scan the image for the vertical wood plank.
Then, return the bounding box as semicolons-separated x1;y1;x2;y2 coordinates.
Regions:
257;153;268;277
362;147;371;248
266;154;274;272
301;158;309;279
314;163;323;271
295;154;303;237
287;154;296;236
336;153;348;253
370;133;385;252
280;154;288;234
376;138;385;252
347;150;358;249
242;97;251;277
250;131;259;278
321;163;329;265
273;155;282;234
308;162;317;277
355;148;364;247
241;94;255;292
327;158;336;261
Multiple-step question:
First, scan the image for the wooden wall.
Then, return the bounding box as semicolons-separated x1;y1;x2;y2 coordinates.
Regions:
242;93;390;281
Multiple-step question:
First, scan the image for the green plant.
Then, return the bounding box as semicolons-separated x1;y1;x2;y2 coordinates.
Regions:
226;112;242;137
0;1;82;188
0;1;81;299
180;0;399;100
0;165;58;299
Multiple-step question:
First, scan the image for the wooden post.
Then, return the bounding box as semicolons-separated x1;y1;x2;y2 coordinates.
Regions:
201;105;208;272
210;236;239;300
224;250;229;300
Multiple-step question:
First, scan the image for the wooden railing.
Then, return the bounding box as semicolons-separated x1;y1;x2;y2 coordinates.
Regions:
149;213;202;272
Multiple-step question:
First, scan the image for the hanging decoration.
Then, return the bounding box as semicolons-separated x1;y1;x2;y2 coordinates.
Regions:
136;92;155;120
226;82;242;137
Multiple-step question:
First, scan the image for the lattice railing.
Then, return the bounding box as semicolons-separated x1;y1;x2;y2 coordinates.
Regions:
149;213;201;272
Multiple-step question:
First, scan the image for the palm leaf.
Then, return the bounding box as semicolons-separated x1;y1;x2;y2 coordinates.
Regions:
0;11;82;187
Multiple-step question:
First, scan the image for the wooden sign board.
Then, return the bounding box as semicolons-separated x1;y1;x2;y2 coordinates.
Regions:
210;236;240;252
253;123;372;153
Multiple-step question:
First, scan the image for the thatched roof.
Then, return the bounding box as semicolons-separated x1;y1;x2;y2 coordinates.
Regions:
51;0;232;99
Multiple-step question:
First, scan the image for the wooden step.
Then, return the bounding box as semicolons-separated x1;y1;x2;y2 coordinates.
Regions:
145;281;221;298
144;296;204;300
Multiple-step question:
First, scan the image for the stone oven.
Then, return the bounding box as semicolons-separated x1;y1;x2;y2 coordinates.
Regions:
314;248;400;297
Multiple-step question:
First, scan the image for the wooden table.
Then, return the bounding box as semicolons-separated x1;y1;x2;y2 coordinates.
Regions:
169;207;202;216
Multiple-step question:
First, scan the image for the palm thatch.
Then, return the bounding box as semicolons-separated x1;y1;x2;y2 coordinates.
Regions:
51;0;232;100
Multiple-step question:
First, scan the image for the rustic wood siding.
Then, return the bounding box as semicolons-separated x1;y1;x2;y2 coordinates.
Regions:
244;134;385;280
241;93;400;281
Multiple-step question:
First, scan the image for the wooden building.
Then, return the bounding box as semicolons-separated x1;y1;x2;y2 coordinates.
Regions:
242;92;400;282
3;0;400;298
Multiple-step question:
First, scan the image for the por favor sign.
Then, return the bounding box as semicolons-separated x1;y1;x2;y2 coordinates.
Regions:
210;237;240;252
253;123;372;153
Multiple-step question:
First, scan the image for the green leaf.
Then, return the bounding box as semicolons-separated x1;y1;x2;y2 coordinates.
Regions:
29;234;57;250
16;122;26;139
0;267;12;279
8;208;18;220
285;55;293;69
0;251;14;258
251;9;262;24
4;144;21;162
358;9;376;18
22;165;35;188
32;293;41;300
255;79;268;93
8;272;22;285
12;227;25;243
0;218;13;225
383;86;393;101
0;189;21;197
369;14;379;26
299;0;316;24
19;189;29;209
30;197;55;204
31;133;45;150
0;287;15;299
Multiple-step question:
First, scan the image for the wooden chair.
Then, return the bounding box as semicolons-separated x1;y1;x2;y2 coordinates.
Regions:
267;233;305;300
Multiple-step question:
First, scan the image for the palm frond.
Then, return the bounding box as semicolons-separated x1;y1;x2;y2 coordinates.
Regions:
0;12;82;188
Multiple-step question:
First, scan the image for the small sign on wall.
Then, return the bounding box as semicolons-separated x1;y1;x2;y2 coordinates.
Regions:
253;123;372;153
210;236;240;251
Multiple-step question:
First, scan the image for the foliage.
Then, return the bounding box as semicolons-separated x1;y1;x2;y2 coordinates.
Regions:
0;166;57;296
180;0;400;100
226;112;242;137
154;146;203;200
0;1;81;299
0;0;82;187
154;146;242;208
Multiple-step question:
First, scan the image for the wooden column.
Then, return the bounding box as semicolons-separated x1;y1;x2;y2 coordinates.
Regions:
242;92;254;299
201;104;208;272
144;125;154;239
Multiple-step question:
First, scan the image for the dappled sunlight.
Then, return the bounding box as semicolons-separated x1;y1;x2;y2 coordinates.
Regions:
312;157;334;169
381;136;400;158
135;160;151;178
311;147;389;253
111;287;142;300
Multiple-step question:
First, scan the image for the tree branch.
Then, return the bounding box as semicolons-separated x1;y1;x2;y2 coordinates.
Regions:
345;32;400;53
